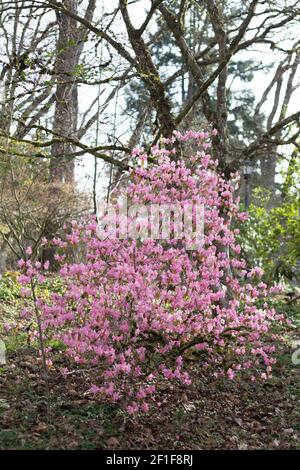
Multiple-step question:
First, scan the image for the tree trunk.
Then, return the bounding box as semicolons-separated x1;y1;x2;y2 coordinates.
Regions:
260;148;277;197
50;0;82;183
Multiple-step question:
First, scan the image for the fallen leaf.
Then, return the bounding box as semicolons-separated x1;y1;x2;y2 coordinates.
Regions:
233;417;243;427
238;442;248;450
32;422;48;434
106;437;120;448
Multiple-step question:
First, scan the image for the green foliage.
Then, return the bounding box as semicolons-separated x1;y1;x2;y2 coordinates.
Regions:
0;272;66;357
40;276;65;297
272;298;300;327
0;271;21;302
239;188;300;282
0;271;65;303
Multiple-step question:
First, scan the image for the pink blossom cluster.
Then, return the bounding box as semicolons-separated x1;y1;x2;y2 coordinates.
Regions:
19;130;284;414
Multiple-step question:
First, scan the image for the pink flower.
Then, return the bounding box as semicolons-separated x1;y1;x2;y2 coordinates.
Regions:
238;212;248;221
26;246;32;256
20;288;31;298
248;267;264;278
17;259;26;268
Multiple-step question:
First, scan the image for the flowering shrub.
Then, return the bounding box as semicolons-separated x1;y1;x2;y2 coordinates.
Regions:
19;130;284;414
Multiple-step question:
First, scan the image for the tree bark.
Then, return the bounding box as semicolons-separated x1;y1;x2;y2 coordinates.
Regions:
50;0;80;183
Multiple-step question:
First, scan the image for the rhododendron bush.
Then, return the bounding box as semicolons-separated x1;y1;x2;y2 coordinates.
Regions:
19;131;284;414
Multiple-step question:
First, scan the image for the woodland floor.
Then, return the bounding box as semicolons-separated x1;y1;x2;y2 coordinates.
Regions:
0;300;300;450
